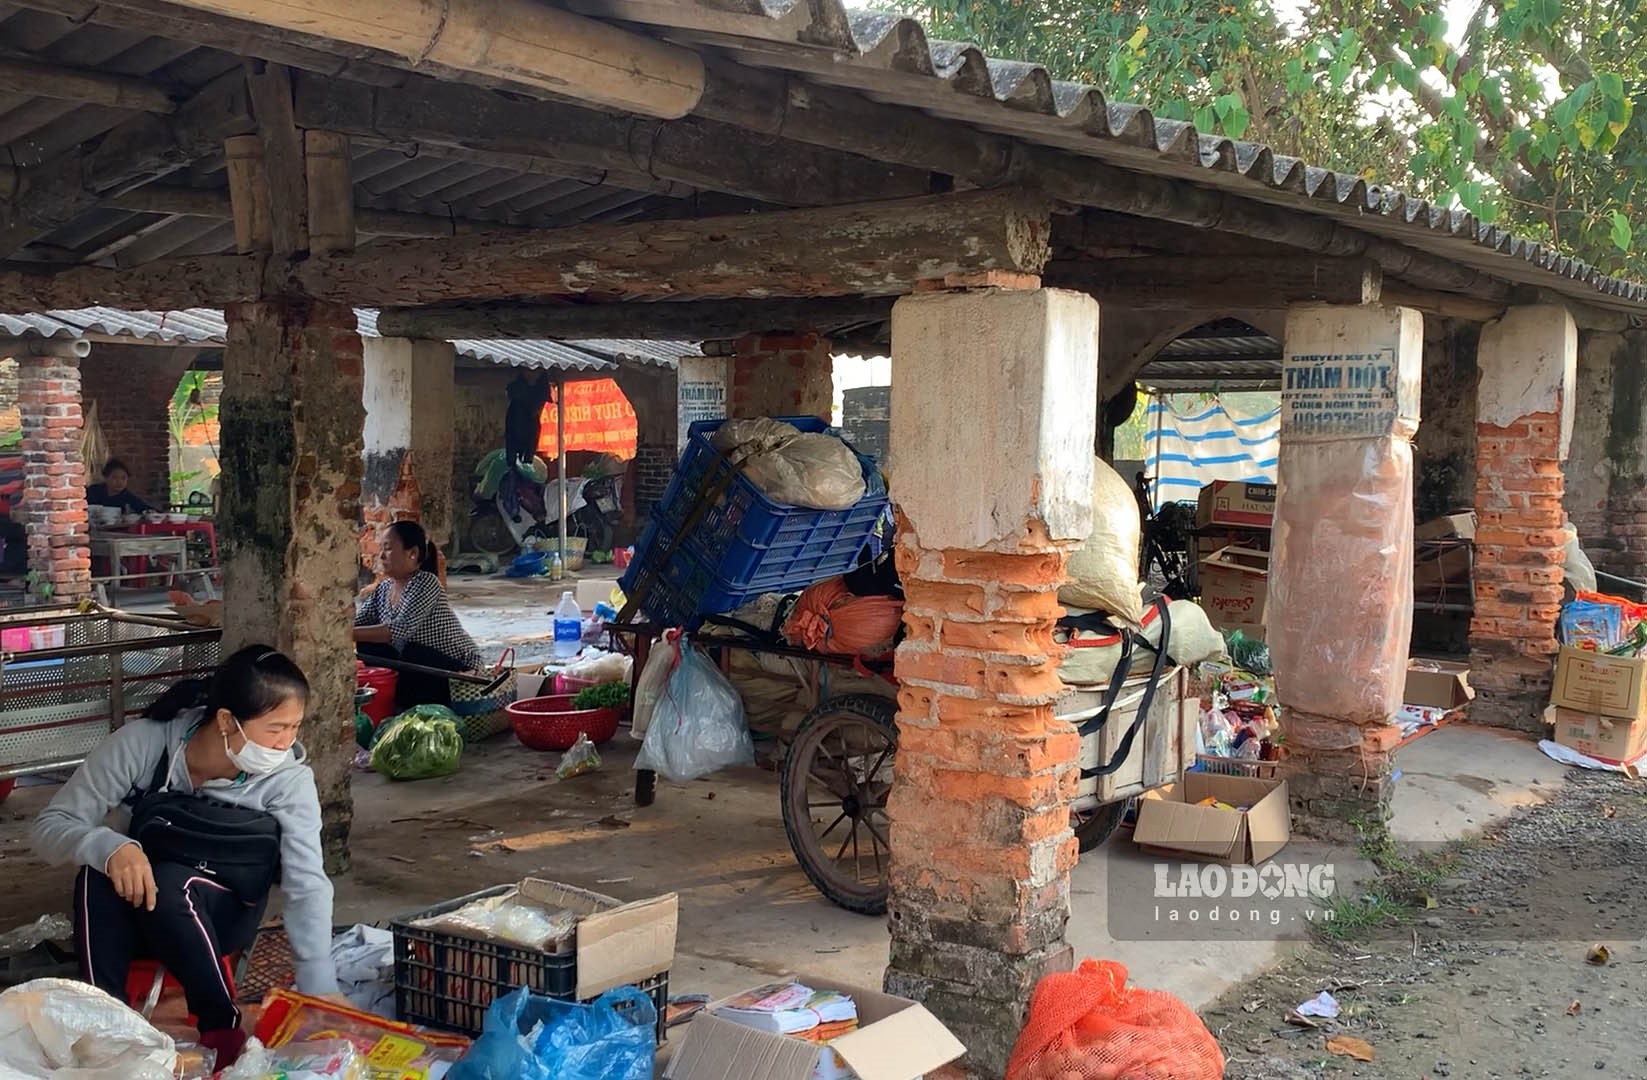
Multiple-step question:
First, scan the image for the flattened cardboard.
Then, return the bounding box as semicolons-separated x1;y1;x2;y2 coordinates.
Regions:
1544;705;1647;765
1404;658;1474;709
1550;646;1647;721
666;975;965;1080
1199;546;1269;634
515;878;678;999
1196;481;1277;529
1415;511;1477;541
1133;772;1290;864
1413;545;1472;590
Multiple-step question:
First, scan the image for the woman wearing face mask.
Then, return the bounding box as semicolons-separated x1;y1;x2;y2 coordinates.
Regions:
32;645;338;1068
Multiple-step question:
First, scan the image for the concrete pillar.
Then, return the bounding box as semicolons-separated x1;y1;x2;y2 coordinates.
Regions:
1270;304;1423;836
16;347;91;600
729;331;833;421
220;300;365;871
360;337;456;576
1469;305;1578;730
885;287;1099;1078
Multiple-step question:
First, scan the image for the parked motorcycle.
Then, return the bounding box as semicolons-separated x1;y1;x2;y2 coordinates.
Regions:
468;450;623;557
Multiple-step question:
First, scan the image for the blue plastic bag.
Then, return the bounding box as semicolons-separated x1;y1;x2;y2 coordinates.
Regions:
449;986;657;1080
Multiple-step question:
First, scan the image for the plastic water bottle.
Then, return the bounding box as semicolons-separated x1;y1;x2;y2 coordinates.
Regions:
553;591;582;659
549;550;564;582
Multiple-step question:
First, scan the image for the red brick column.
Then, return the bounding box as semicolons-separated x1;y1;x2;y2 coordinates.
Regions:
1469;306;1577;731
886;287;1098;1077
221;300;365;871
729;331;833;421
17;349;91;600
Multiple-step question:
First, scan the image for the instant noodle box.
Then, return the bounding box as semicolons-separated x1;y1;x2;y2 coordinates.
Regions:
1550;646;1647;721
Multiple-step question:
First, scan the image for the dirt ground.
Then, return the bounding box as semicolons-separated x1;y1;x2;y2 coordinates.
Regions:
1211;769;1647;1080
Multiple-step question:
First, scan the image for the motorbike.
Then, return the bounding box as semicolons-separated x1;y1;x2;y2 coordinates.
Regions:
468;450;623;557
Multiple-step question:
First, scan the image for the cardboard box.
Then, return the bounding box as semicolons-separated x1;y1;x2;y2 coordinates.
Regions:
1133;773;1291;864
1545;705;1647;765
1550;646;1647;721
1199;546;1269;634
575;577;621;611
1404;658;1474;709
1415;511;1478;541
513;879;678;999
1413;545;1472;591
666;975;965;1080
1196;481;1278;529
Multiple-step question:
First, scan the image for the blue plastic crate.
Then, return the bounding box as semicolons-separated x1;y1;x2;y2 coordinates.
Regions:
622;417;888;628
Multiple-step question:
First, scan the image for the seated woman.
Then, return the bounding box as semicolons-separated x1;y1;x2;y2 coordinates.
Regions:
86;458;153;514
32;645;339;1068
355;521;482;709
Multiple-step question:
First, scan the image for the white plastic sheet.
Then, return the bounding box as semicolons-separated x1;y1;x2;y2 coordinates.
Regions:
1538;739;1647;774
0;979;175;1080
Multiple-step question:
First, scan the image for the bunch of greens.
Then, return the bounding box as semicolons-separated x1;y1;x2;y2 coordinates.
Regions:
571;682;630;710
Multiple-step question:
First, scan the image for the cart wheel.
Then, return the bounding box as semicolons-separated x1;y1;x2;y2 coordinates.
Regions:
780;695;897;916
1071;799;1127;853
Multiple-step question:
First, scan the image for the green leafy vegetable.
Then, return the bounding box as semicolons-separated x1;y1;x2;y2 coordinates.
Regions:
572;681;631;710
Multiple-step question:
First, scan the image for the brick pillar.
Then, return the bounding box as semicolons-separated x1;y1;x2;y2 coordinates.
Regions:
1470;306;1578;730
1271;304;1423;837
886;288;1099;1078
220;300;365;871
729;331;833;421
615;364;680;525
360;337;455;577
16;347;91;600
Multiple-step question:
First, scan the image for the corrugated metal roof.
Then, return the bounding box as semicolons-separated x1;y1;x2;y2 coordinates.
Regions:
574;0;1647;311
0;307;696;370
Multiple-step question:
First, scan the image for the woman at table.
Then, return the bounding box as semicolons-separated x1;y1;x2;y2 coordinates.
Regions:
355;521;481;709
86;459;152;515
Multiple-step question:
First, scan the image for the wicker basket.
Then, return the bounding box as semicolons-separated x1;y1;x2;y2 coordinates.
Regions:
508;694;621;751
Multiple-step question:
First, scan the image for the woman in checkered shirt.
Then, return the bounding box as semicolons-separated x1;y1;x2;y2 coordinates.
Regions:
354;521;481;709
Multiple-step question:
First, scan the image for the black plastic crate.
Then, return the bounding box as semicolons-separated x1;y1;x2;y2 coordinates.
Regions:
391;885;669;1042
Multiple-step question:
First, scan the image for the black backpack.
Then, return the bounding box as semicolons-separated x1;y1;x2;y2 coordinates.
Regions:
127;749;283;902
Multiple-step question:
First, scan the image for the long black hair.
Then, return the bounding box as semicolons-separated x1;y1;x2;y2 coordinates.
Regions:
387;520;441;575
145;644;310;725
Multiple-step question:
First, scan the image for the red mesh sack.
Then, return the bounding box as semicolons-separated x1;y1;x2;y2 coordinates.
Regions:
1006;959;1226;1080
782;576;904;656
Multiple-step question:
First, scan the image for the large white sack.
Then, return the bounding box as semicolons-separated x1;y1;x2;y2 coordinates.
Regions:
1059;457;1144;624
0;979;175;1080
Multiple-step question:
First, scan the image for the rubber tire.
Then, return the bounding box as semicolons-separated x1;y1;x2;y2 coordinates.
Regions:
780;694;897;916
1073;798;1127;853
468;511;517;557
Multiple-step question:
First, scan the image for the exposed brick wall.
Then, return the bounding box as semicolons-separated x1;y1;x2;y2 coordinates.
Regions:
886;519;1077;1077
80;345;197;504
632;442;674;517
17;353;90;598
729;332;833;421
359;449;423;580
1471;420;1568;729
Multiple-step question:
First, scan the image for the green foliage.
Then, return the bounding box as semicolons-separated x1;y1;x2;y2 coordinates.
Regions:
885;0;1647;277
572;681;632;710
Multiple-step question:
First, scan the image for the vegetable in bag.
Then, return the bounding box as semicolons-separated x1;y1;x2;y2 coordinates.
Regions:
634;640;754;783
369;708;463;781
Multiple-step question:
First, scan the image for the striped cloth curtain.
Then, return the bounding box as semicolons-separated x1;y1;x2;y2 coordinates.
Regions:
1143;396;1279;509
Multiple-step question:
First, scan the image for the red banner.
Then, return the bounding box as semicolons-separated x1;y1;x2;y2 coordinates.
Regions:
538;378;638;459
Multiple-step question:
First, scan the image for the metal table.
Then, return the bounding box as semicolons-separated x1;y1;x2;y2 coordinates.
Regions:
90;533;188;601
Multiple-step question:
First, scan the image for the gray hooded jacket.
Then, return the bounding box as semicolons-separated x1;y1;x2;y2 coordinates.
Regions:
32;710;339;994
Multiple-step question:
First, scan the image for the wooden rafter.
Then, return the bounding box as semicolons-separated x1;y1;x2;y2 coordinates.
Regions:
377;296;899;341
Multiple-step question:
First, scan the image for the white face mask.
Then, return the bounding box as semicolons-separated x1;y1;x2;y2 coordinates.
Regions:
223;720;292;776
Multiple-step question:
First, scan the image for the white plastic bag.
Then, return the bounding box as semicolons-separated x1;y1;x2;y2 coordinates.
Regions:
0;978;175;1080
635;640;755;783
630;634;678;742
711;418;867;511
1059;457;1144;624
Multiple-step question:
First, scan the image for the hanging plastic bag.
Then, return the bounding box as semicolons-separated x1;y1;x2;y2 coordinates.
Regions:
1006;959;1224;1080
1059;457;1144;624
0;978;176;1080
629;633;679;742
369;709;463;781
448;985;656;1080
635;640;754;783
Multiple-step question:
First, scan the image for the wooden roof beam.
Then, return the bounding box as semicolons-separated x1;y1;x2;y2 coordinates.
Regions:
0;72;254;257
289;73;935;208
0;55;179;113
0;188;1051;309
377;296;899;341
1046;255;1382;310
101;184;535;238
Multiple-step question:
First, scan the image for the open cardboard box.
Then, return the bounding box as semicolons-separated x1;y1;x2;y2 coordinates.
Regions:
666;975;965;1080
1405;658;1474;709
1133;773;1290;864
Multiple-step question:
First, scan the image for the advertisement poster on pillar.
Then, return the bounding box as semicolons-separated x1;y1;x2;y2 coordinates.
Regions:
1280;346;1421;441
